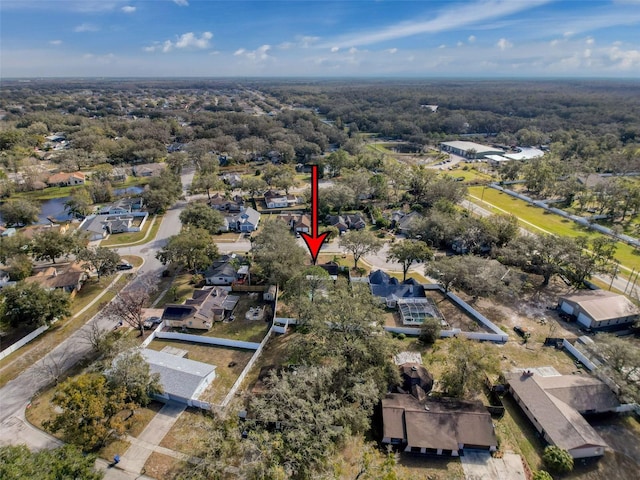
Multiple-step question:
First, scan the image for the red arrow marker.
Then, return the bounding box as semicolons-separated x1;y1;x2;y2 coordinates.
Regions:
300;164;329;265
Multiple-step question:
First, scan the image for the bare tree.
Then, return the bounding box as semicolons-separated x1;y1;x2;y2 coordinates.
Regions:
104;282;156;337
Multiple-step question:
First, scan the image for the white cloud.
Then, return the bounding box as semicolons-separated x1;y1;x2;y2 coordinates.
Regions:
497;38;512;50
145;32;213;53
74;23;99;32
321;0;552;48
49;40;62;46
586;37;594;45
234;45;272;61
348;47;358;54
607;45;640;68
173;0;189;6
122;5;136;13
278;42;294;50
438;44;446;49
331;47;340;53
457;41;464;47
468;35;476;43
385;48;398;54
298;36;319;48
175;31;213;49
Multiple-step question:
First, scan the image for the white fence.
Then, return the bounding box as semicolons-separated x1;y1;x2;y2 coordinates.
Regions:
155;331;260;350
0;325;49;361
220;323;276;408
562;339;597;371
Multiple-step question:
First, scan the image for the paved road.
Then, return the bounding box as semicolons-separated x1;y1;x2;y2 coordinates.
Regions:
0;169;195;450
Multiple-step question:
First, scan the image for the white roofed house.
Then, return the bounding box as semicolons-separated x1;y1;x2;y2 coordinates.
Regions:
440;141;504;160
227;207;260;232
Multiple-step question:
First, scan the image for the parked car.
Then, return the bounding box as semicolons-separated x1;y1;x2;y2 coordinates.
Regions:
117;262;133;270
143;316;162;329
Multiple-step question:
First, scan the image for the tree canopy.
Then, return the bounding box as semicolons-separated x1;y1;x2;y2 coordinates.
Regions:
251;219;306;286
0;281;71;328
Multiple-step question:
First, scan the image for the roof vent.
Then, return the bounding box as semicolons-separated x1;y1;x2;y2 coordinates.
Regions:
411;366;418;372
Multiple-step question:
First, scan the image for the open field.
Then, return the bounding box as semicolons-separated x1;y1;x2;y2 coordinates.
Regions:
468;186;640;270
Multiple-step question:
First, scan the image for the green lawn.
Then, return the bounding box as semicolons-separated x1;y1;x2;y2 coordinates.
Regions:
468;186;640;271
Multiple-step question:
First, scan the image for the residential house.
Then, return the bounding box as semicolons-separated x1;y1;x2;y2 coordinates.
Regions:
281;213;311;233
24;262;88;293
369;270;426;308
132;163;166;177
78;212;148;241
46;171;86;187
264;190;299;209
111;167;127;182
504;371;619;458
140;348;216;406
226;207;260;233
98;197;144;215
318;261;339;280
202;254;248;286
558;290;639;331
162;287;240;330
394;211;423;235
381;393;498;455
326;214;366;233
222;173;242;187
209;193;245;213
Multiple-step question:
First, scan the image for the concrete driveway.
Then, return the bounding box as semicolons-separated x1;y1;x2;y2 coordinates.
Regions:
460;450;526;480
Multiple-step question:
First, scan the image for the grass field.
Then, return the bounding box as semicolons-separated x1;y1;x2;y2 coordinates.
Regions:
468;186;640;271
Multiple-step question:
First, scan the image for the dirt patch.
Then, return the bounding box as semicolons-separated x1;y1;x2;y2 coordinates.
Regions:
143;451;183;480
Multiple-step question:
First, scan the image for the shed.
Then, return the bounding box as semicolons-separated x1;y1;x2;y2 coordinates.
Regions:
558;290;639;331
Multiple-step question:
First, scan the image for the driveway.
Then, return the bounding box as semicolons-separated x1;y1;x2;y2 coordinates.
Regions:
460;450;526;480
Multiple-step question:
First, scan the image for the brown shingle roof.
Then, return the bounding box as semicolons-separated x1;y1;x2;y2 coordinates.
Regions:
382;393;497;450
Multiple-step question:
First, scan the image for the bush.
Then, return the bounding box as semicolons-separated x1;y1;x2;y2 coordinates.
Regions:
543;446;574;473
419;318;441;344
533;471;554;480
397;333;406;340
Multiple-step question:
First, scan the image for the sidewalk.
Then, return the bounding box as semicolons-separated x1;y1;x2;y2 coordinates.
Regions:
104;402;187;478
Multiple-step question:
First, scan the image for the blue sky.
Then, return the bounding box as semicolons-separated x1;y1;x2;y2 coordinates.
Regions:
1;0;639;77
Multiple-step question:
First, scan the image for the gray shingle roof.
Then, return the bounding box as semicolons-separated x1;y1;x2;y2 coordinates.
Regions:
141;348;216;400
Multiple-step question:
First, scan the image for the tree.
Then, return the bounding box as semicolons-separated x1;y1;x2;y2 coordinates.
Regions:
496;234;580;286
64;188;93;218
105;349;162;406
179;202;224;235
0;444;103;480
156;227;219;272
0;232;29;264
191;171;224;200
0;199;39;226
426;256;513;299
5;253;33;280
439;337;498;398
77;246;121;279
142;170;183;213
241;176;267;197
104;283;155;337
166;151;188;174
44;373;128;452
284;265;331;303
585;334;640;403
251;219;306;286
0;281;70;328
387;239;433;281
419;317;441;344
339;229;383;270
542;446;574;473
30;229;78;264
